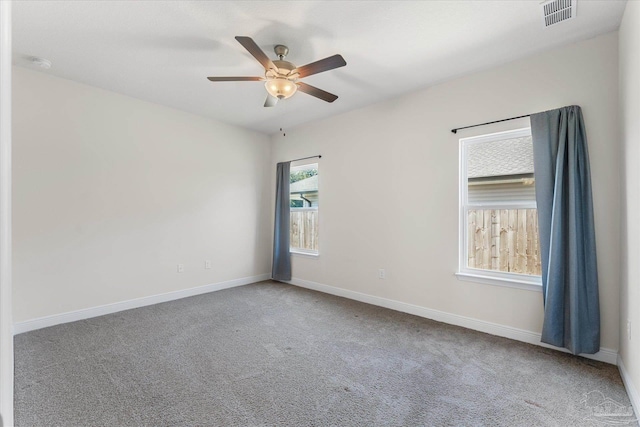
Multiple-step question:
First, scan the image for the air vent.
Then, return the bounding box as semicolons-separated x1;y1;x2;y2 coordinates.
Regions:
542;0;576;27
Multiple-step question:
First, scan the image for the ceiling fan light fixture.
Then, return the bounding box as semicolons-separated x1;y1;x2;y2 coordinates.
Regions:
265;78;297;99
207;37;345;106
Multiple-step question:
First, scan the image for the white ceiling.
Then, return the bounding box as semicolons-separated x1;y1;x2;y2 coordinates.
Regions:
13;1;626;135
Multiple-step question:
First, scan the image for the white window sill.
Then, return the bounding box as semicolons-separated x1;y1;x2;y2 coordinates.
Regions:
455;271;542;292
290;250;319;258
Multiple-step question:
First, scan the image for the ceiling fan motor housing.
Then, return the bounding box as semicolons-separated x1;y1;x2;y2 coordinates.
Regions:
272;60;297;75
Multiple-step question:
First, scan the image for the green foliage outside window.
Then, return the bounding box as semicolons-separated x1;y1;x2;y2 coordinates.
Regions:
290;169;317;184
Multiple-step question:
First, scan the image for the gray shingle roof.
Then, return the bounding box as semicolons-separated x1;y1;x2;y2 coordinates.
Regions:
290;175;318;193
467;136;534;178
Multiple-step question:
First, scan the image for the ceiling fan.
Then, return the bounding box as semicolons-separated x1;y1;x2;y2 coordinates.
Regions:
207;36;347;107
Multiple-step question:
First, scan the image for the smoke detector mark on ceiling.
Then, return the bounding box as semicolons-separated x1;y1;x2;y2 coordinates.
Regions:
29;57;52;69
542;0;577;27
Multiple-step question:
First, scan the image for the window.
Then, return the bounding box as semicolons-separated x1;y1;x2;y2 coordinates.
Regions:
458;128;542;290
290;163;318;255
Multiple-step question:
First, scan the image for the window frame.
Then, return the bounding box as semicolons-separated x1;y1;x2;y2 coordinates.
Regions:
456;127;542;292
289;162;319;256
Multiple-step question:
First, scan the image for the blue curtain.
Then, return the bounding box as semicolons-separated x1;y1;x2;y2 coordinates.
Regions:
272;162;292;281
530;105;600;354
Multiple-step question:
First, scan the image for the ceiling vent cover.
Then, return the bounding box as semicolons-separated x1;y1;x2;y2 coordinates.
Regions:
542;0;577;27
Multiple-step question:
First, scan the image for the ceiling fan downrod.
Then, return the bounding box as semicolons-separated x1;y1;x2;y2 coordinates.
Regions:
274;45;289;60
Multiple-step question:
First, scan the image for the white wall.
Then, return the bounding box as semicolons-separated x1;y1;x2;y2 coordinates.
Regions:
271;32;620;353
12;67;272;323
0;2;13;425
619;0;640;411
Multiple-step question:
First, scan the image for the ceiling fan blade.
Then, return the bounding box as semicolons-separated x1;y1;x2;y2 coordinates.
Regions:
264;95;278;108
296;54;346;78
296;82;338;103
207;77;263;82
235;36;277;71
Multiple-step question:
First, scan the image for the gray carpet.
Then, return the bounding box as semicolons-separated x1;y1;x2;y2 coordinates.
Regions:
15;281;636;427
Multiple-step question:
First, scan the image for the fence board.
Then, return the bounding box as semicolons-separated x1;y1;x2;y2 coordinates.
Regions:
468;210;477;268
468;208;541;276
491;210;499;270
482;210;491;270
515;209;526;273
290;210;319;251
475;210;484;269
507;210;517;272
528;210;540;275
499;209;509;271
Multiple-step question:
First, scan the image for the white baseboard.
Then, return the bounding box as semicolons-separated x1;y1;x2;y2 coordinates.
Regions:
288;277;618;365
13;273;271;335
618;355;640;420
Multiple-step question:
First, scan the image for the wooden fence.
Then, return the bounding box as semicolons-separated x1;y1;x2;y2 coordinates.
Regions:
290;209;318;251
468;209;541;276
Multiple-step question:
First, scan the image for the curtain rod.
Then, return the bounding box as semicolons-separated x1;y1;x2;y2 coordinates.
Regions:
451;114;532;134
289;155;321;162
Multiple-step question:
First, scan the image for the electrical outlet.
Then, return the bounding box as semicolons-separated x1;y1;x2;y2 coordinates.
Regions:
628;320;632;341
378;269;385;279
177;264;184;273
205;260;212;269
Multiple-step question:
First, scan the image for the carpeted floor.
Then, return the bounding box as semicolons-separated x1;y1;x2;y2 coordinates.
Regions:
15;280;636;426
